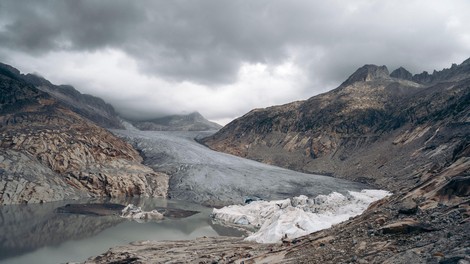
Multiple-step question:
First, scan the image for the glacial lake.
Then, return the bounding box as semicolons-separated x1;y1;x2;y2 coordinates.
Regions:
0;197;244;264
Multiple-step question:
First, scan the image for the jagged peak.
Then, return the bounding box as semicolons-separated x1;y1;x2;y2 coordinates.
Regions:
462;57;470;65
411;57;470;84
390;67;413;81
341;64;390;86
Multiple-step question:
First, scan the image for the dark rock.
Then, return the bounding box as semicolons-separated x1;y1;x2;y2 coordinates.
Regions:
398;198;418;215
380;219;434;234
390;67;413;80
244;196;263;204
56;203;126;216
437;176;470;199
341;64;390;86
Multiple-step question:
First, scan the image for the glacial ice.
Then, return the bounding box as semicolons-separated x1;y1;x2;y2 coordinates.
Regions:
212;189;391;243
111;129;369;206
121;204;164;221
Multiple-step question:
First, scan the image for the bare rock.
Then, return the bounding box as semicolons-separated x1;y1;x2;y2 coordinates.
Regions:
398;198;418;215
380;219;434;234
0;65;169;204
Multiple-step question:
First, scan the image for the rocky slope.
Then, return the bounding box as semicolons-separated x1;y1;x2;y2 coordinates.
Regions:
130;111;222;131
86;59;470;263
0;63;168;204
202;59;470;192
0;63;123;129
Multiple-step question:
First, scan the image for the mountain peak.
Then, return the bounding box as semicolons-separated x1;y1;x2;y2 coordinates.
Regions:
390;67;413;80
130;111;222;131
0;62;21;80
341;64;390;86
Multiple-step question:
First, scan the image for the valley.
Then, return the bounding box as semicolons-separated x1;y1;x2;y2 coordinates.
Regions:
0;58;468;263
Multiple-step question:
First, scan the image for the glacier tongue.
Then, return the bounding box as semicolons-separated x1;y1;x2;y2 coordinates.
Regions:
212;189;391;243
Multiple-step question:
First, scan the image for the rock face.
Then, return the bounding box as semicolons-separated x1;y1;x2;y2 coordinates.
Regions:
0;63;168;204
341;64;391;86
390;66;413;80
412;58;470;84
202;59;470;191
129;111;222;131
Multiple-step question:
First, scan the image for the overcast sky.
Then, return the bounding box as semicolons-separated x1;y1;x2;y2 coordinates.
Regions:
1;0;469;124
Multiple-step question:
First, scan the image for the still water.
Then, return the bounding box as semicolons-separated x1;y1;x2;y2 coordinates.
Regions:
0;197;244;264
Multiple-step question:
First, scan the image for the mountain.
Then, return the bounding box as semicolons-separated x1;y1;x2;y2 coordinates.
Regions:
0;63;123;129
130;111;222;131
89;59;470;263
202;59;469;191
0;63;168;204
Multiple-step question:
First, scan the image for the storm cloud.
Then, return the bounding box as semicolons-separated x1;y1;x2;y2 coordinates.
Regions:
1;0;469;123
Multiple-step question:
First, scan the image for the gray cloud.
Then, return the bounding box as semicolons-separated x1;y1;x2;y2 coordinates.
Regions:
0;0;469;123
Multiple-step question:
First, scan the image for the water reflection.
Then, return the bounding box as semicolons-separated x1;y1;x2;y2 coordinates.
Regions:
0;197;244;264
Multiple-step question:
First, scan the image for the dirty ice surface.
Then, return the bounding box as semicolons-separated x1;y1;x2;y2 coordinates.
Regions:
212;190;391;243
111;129;369;206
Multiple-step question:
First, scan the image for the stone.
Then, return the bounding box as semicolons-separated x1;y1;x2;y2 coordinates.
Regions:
380;219;434;234
390;67;413;80
398;198;418;215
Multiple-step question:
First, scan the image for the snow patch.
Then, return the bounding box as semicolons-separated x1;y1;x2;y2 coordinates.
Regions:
212;189;391;243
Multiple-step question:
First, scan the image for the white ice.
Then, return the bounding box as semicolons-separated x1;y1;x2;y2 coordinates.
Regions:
212;189;391;243
121;204;164;222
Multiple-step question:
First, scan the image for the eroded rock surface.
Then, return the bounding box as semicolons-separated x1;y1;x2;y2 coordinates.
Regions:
0;63;168;204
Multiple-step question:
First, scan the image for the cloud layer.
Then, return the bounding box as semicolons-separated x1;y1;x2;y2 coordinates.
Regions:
1;0;469;123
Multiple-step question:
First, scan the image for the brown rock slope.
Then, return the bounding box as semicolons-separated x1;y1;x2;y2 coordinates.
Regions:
202;60;470;192
0;64;168;204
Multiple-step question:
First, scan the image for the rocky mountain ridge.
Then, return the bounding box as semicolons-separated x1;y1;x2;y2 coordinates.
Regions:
0;63;168;204
202;59;469;191
0;63;123;129
129;111;222;131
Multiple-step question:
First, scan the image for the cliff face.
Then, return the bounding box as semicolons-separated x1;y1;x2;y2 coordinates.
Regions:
202;59;470;192
130;112;222;131
0;64;168;205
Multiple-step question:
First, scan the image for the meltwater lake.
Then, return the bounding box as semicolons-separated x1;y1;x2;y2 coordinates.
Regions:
0;197;244;264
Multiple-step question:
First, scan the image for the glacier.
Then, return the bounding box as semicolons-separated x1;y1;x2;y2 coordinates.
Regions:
212;189;391;243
